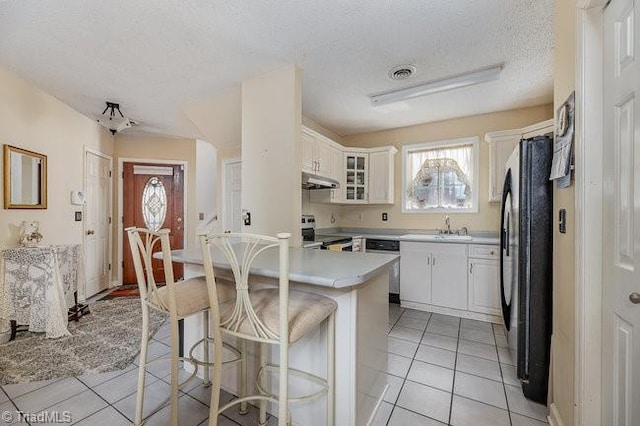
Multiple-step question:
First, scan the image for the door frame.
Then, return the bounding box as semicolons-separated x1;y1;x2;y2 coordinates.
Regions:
116;157;189;286
569;2;605;426
221;157;241;233
83;147;114;292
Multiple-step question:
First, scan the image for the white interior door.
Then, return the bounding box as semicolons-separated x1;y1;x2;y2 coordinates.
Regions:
84;150;112;297
223;160;242;233
603;0;640;424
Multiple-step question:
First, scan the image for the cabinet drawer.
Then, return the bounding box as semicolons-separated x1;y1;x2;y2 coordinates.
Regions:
469;244;499;260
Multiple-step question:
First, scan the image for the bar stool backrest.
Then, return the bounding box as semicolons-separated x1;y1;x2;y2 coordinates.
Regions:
199;232;291;344
126;227;177;314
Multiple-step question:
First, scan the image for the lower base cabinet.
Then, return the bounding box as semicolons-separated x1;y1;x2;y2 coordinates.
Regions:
468;258;501;316
401;242;501;322
400;242;468;310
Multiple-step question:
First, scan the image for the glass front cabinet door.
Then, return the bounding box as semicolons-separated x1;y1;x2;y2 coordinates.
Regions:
344;152;368;203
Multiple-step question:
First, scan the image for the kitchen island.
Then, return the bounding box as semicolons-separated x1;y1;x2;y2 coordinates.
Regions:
167;248;398;426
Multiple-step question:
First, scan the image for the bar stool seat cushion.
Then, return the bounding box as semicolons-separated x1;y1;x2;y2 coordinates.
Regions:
150;277;237;317
219;289;337;343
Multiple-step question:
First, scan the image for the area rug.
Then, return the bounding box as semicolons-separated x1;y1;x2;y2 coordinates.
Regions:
99;283;165;300
0;298;167;385
98;284;141;299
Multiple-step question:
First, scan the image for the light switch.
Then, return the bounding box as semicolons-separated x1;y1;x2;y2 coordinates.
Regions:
559;209;566;234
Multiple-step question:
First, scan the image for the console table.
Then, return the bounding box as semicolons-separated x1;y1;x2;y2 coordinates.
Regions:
0;244;87;339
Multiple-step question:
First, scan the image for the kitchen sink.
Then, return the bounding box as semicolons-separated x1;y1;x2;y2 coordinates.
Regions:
401;234;473;241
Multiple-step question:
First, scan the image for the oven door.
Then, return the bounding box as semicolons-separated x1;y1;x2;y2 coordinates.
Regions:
325;241;353;251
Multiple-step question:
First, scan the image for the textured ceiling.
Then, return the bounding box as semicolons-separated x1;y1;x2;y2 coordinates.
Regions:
0;0;553;142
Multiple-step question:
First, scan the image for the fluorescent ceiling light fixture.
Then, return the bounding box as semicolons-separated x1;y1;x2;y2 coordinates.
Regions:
370;64;504;106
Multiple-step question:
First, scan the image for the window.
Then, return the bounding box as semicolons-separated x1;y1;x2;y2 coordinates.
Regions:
402;137;479;213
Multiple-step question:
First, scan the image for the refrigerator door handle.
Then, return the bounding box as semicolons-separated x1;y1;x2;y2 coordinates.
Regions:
499;169;513;331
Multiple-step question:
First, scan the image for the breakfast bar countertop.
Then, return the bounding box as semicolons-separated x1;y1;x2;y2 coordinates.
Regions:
167;248;399;289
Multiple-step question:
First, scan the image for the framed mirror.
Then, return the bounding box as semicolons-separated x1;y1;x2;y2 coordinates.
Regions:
3;145;47;209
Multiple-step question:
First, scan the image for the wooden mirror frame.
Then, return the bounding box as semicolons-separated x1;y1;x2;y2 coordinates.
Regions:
3;144;48;209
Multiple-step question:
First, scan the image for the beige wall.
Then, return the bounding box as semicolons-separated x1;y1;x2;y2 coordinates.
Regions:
551;0;576;424
241;65;302;246
114;134;197;252
0;66;114;250
332;105;553;232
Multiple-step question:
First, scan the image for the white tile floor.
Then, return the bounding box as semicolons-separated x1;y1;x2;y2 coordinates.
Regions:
0;304;549;425
373;304;549;426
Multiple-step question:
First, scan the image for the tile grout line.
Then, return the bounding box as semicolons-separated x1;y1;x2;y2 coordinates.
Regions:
389;310;454;426
447;317;462;425
385;306;408;425
493;324;513;426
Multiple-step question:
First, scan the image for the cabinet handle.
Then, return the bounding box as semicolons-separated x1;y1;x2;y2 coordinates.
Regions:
470;263;473;274
427;256;430;265
432;256;436;266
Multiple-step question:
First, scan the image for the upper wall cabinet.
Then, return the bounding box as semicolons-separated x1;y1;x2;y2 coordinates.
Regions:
367;147;397;204
343;151;368;203
309;141;397;205
302;128;333;178
485;119;554;202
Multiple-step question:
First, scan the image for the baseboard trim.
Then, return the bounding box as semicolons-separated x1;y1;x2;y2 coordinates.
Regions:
400;300;502;324
548;403;566;426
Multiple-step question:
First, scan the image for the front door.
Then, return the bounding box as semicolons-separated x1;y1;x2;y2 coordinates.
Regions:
84;151;112;297
122;162;184;285
603;0;640;424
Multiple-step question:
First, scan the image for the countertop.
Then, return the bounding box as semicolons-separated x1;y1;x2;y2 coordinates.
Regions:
314;228;500;245
166;248;399;289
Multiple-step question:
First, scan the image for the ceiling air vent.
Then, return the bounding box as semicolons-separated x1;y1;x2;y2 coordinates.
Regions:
388;65;416;81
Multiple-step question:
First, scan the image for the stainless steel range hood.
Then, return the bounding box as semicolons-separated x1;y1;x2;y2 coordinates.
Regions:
302;171;340;189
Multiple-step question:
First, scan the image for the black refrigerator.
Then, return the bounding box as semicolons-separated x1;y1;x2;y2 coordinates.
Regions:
499;135;553;404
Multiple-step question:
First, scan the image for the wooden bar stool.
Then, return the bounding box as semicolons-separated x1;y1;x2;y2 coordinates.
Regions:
200;232;337;426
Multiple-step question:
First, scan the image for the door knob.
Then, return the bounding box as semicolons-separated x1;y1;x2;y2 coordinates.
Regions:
630;293;640;304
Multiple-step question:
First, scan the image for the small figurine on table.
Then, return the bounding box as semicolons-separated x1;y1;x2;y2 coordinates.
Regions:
20;220;43;247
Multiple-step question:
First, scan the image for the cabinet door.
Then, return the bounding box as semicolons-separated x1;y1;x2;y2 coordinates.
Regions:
315;139;332;177
368;151;393;204
431;243;468;310
488;137;519;202
343;152;368;203
400;242;432;304
468;258;500;315
302;131;316;173
330;146;344;202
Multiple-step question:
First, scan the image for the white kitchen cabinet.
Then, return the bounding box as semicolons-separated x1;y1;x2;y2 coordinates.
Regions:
400;242;467;310
301;127;333;178
329;145;344;202
431;243;468;310
485;119;553;203
343;152;368;203
467;244;500;316
368;148;397;204
400;242;432;305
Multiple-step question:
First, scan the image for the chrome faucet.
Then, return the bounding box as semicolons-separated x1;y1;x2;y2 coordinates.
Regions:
444;216;451;234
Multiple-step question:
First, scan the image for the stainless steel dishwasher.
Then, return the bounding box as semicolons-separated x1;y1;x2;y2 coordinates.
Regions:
365;239;400;303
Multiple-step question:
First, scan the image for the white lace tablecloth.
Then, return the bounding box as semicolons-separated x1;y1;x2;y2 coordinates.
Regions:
0;245;85;338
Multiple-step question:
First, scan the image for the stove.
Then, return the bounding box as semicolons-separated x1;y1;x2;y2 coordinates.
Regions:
301;215;353;250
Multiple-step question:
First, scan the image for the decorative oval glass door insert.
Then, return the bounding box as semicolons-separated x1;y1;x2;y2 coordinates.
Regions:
142;177;167;231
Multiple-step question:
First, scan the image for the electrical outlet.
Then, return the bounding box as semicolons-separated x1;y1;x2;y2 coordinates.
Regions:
382;213;388;221
198;212;204;220
243;211;251;226
74;211;82;222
